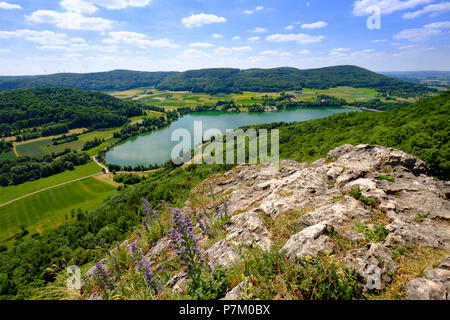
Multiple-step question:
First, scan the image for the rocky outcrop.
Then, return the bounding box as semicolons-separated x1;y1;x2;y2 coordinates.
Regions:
85;144;450;300
189;144;449;299
205;209;271;270
406;257;450;300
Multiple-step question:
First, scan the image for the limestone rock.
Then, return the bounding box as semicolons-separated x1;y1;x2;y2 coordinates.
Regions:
343;243;398;290
406;256;450;300
222;279;249;300
282;223;334;259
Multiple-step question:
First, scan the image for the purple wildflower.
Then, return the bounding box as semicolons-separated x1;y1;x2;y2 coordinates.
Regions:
168;209;203;280
129;241;143;266
94;263;115;291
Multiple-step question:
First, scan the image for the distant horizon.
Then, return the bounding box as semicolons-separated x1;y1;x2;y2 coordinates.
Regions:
1;66;450;77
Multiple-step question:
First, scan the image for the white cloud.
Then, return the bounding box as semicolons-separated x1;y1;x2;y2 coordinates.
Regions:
299;50;310;54
266;33;325;44
425;21;450;28
212;33;223;39
247;36;260;42
61;0;98;14
260;50;292;57
0;1;21;9
394;21;450;41
251;27;267;33
403;2;450;19
285;25;294;30
178;49;210;59
0;48;10;53
352;0;435;16
301;21;328;29
182;13;226;28
232;36;240;40
351;49;376;55
372;39;388;42
103;31;179;48
90;0;152;10
38;43;90;52
189;42;215;48
244;6;264;14
214;46;252;55
330;48;351;57
26;10;114;31
0;29;70;45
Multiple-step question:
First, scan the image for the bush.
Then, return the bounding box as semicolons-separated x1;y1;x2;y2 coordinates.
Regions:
239;248;364;300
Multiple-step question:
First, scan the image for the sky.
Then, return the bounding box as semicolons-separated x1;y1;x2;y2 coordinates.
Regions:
0;0;449;75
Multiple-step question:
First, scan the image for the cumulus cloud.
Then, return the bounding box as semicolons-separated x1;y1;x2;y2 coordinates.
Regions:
26;0;153;32
352;0;435;16
244;6;264;14
394;21;450;41
0;1;21;9
247;36;260;42
301;21;328;29
38;43;90;52
61;0;98;14
182;13;226;28
232;36;241;40
178;48;210;59
403;2;450;19
212;33;223;39
251;27;267;33
214;46;252;55
285;25;294;30
103;31;178;48
330;48;351;57
0;29;71;45
260;50;292;57
90;0;152;10
26;10;114;31
266;33;325;44
298;50;310;54
189;42;215;48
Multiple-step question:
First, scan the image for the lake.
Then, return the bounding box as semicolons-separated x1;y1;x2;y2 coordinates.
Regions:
105;107;358;167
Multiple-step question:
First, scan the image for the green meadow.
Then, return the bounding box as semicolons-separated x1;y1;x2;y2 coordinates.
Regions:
0;161;102;205
0;177;116;247
42;128;119;155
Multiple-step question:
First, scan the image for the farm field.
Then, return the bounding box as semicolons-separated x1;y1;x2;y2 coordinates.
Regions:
15;139;52;158
296;87;381;102
0;161;102;205
0;177;116;247
14;128;119;157
109;86;402;109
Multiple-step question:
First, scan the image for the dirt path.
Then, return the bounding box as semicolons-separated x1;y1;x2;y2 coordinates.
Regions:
93;156;109;173
0;158;108;208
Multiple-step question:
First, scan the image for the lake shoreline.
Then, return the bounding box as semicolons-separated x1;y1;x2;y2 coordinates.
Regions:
104;106;361;168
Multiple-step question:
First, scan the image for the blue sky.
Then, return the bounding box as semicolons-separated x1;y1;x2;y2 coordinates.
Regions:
0;0;449;75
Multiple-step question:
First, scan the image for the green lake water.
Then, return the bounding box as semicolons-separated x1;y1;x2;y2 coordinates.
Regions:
105;107;358;167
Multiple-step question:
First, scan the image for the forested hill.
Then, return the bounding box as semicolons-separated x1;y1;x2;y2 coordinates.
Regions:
0;87;143;136
0;70;175;92
0;66;432;97
157;65;432;96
